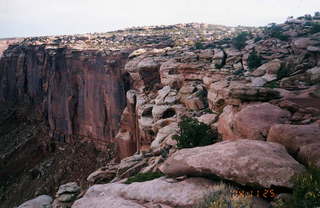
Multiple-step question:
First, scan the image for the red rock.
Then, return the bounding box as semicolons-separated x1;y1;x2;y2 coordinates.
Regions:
218;103;291;140
0;38;22;57
233;103;290;140
267;123;320;153
0;46;130;151
160;140;305;188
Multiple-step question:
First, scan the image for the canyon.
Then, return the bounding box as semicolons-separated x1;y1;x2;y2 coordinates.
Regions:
0;16;320;208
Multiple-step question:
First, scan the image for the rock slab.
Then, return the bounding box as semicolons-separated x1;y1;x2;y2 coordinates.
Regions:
160;140;305;188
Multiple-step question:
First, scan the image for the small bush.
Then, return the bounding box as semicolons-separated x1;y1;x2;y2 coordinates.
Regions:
194;183;253;208
277;66;290;79
124;172;164;184
195;41;205;50
310;22;320;34
291;166;320;208
247;50;262;70
274;166;320;208
265;24;289;41
264;80;279;89
232;32;250;50
254;36;262;42
304;14;313;21
173;117;219;149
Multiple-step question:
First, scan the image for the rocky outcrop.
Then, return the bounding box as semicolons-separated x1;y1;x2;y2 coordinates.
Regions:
18;195;52;208
218;103;291;140
72;177;216;208
2;14;320;208
52;182;80;208
0;46;130;149
160;140;305;188
0;38;22;57
267;123;320;167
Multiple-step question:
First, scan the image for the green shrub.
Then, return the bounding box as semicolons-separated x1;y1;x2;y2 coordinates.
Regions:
264;80;279;89
173;117;219;149
277;66;290;79
304;14;313;21
291;166;320;208
232;32;250;50
247;50;262;70
310;22;320;34
274;166;320;208
124;172;164;184
254;36;262;42
265;24;289;41
194;183;253;208
195;41;205;50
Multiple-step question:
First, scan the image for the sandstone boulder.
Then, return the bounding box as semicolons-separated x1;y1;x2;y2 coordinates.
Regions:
229;87;281;101
251;59;282;82
293;38;318;49
267;123;320;167
267;123;320;154
18;195;52;208
217;105;240;139
53;182;81;208
129;48;147;58
196;113;217;125
236;103;290;140
150;122;178;150
87;163;119;183
211;48;226;68
72;177;217;208
159;140;305;188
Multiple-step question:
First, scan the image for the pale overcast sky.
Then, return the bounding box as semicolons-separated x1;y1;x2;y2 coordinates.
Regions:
0;0;319;38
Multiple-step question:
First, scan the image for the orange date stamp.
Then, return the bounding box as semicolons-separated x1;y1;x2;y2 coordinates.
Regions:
231;189;277;199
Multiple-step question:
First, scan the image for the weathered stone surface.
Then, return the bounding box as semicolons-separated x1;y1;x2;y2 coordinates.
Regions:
160;140;305;188
0;38;22;57
217;105;240;139
160;60;205;88
298;143;320;168
293;38;318;49
280;66;320;88
196;113;217;125
267;123;320;167
125;56;162;92
56;182;80;196
129;48;147;58
236;103;290;140
72;177;217;208
267;123;320;154
251;59;282;81
0;47;129;150
151;122;178;150
251;77;267;87
211;48;226;68
207;81;245;112
229;87;281;101
87;163;119;183
18;195;52;208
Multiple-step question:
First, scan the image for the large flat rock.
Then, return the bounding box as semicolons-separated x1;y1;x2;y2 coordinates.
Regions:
72;177;216;208
159;140;305;188
18;195;52;208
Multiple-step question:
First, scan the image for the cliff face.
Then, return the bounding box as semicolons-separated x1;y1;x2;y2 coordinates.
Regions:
0;45;130;148
0;38;22;57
